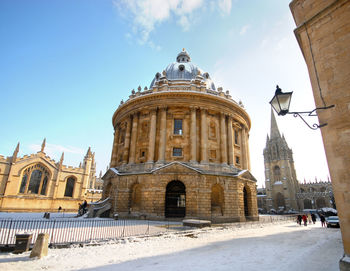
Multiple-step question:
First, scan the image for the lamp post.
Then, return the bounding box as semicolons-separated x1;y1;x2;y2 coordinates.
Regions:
270;85;334;130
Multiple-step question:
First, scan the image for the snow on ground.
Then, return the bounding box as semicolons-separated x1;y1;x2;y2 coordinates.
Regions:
0;221;343;271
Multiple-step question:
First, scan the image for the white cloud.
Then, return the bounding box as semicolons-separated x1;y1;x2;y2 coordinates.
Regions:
115;0;232;45
239;24;250;35
218;0;232;15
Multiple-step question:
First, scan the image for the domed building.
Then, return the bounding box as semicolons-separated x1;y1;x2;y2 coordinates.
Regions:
102;50;258;222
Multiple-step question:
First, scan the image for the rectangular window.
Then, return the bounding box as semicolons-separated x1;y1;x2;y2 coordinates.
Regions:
173;148;183;157
234;130;238;144
235;156;240;165
174;119;183;135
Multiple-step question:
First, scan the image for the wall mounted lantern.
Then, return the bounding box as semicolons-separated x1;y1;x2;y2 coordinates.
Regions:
270;85;334;130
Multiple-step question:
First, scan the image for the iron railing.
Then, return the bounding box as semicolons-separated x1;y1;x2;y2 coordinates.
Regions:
0;215;296;247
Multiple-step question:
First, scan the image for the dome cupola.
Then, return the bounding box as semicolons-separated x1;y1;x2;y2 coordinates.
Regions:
176;48;191;62
150;49;216;90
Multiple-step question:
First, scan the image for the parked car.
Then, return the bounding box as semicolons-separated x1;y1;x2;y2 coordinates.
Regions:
326;216;340;228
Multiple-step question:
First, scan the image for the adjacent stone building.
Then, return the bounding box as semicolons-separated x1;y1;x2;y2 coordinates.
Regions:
290;0;350;268
102;50;258;222
0;139;98;212
260;110;333;213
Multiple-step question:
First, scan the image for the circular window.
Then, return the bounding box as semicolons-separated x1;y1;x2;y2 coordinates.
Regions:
179;64;185;71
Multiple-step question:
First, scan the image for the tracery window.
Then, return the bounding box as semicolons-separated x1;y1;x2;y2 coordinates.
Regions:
19;164;50;195
64;177;76;197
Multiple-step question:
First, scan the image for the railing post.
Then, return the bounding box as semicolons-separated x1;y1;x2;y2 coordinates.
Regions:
121;219;126;238
50;220;56;246
89;220;95;242
6;220;13;245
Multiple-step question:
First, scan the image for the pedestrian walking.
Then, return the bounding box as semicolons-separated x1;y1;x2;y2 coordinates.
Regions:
320;214;326;227
302;214;308;226
311;213;316;224
297;214;302;226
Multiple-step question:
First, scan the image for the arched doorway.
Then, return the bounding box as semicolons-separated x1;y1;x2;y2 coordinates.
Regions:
304;198;312;209
243;187;249;217
275;192;285;209
165;181;186;218
316;197;326;208
211;184;224;216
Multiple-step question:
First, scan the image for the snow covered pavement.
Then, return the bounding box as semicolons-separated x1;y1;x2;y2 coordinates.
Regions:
0;221;343;271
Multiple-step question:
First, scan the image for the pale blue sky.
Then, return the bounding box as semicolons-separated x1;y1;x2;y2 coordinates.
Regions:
0;0;330;187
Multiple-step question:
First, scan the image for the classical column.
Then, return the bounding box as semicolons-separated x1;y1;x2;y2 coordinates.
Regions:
220;113;227;164
147;108;157;163
241;127;247;169
200;108;208;163
246;130;251;171
129;113;139;164
190;107;197;163
122;116;132;164
110;124;120;168
157;107;167;163
227;116;234;166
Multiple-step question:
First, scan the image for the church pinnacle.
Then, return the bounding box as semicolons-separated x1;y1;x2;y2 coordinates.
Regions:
270;108;281;139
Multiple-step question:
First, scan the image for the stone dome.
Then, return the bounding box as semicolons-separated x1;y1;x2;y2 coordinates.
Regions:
150;49;216;90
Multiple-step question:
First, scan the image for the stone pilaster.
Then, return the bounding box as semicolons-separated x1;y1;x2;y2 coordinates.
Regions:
122;116;132;164
147;108;157;163
110;124;119;168
220;113;227;164
227;115;234;166
241;127;247;169
190;106;197;163
200;108;208;164
129;113;139;164
247;131;251;171
157;107;167;163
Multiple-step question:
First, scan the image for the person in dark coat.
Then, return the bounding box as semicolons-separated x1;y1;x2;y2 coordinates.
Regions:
320;214;326;227
81;200;88;214
311;213;316;224
297;215;302;225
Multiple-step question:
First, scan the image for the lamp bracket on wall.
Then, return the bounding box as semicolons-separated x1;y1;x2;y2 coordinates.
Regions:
289;105;335;130
270;85;335;130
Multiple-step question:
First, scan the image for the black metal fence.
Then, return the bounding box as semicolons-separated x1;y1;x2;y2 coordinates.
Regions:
0;215;296;247
0;219;171;246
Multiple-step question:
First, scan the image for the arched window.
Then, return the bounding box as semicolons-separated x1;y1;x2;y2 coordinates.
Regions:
19;164;50;195
64;177;75;197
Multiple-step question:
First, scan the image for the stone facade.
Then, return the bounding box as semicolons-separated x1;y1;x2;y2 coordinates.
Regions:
103;50;258;222
290;0;350;267
0;139;98;212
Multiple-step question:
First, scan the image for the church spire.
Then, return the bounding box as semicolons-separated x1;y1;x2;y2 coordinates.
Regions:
41;138;46;153
12;142;20;163
59;152;64;169
270;109;281;139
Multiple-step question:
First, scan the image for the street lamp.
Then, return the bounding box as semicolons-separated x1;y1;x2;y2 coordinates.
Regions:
270;85;334;130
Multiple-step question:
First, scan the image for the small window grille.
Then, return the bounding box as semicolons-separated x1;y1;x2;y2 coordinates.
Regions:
173;148;183;157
